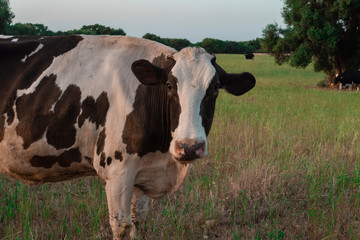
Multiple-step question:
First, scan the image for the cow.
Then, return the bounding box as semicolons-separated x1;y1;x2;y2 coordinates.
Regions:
245;53;254;60
0;35;255;239
334;69;360;91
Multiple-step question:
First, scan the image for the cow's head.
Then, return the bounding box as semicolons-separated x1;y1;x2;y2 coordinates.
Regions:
334;74;343;85
131;47;255;163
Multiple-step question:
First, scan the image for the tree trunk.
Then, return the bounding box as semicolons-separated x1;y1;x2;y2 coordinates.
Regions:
334;53;344;75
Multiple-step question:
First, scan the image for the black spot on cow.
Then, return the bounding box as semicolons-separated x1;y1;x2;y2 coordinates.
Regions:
97;128;106;156
122;79;181;157
78;92;109;129
100;153;106;168
152;54;176;70
46;84;81;149
16;74;62;149
16;78;81;150
85;156;93;165
30;147;82;168
107;157;112;166
200;77;220;136
114;151;123;162
0;35;83;143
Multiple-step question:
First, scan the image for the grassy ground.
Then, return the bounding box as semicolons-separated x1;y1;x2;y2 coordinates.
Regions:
1;55;359;239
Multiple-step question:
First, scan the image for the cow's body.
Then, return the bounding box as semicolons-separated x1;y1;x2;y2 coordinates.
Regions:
245;53;254;60
0;35;255;239
335;69;360;91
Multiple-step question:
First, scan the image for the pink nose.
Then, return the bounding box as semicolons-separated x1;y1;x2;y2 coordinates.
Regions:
175;139;205;161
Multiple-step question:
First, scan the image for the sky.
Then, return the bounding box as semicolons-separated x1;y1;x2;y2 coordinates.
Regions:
9;0;285;43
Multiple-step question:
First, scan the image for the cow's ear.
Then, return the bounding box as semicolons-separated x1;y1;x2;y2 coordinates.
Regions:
212;59;256;96
221;72;256;96
131;59;165;85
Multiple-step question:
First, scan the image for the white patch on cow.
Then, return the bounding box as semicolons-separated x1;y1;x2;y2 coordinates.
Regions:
21;43;44;62
76;119;99;158
11;38;18;42
0;35;13;39
169;47;216;158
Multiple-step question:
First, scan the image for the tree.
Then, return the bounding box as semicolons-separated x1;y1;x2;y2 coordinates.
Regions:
143;33;168;45
201;38;226;53
4;23;55;35
166;38;190;51
143;33;191;50
0;0;14;33
262;0;360;76
66;24;126;35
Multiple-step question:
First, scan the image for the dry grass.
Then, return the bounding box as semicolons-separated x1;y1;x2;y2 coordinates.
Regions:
1;55;360;239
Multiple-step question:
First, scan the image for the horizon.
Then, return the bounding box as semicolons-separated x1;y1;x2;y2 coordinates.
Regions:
9;0;285;43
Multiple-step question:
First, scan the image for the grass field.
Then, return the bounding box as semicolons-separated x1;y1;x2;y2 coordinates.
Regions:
1;55;360;239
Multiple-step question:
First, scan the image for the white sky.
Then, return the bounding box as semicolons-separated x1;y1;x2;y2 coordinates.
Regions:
9;0;284;43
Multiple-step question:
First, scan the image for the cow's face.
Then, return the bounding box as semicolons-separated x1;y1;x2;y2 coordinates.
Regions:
334;75;342;85
131;47;255;163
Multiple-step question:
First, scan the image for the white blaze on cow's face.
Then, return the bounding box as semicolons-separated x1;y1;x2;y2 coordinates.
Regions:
168;48;217;162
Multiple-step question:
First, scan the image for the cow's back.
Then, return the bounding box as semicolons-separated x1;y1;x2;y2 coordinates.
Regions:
343;69;360;84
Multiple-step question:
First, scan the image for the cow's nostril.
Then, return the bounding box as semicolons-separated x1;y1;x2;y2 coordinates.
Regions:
175;140;205;161
190;142;204;151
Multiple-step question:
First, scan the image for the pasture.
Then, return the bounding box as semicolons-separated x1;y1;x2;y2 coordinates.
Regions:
1;54;360;239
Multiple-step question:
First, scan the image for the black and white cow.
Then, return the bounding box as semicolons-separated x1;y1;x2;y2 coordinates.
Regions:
0;35;255;239
335;69;360;91
245;53;254;60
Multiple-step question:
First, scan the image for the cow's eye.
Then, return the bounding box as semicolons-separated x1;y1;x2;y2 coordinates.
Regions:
166;83;172;91
213;82;220;94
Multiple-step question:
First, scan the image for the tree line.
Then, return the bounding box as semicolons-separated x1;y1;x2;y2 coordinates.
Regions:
142;33;261;53
2;23;126;36
0;22;262;54
0;0;261;54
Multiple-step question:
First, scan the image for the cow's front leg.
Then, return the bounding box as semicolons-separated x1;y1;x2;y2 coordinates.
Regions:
130;187;149;239
104;172;135;239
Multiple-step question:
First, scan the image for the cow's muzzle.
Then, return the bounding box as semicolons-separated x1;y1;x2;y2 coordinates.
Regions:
174;139;206;163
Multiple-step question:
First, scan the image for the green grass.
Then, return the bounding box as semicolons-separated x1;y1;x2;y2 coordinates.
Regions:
1;54;360;239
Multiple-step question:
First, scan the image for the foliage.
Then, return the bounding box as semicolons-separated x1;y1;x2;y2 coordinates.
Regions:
143;33;190;50
143;33;262;53
2;23;126;36
199;38;259;54
262;0;360;76
143;33;167;45
3;23;54;36
166;38;191;51
62;24;126;36
0;0;14;32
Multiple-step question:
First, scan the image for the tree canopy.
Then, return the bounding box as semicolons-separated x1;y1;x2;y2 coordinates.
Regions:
0;0;14;32
262;0;360;76
4;23;54;36
143;33;191;51
200;38;258;54
62;24;126;36
143;33;261;53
